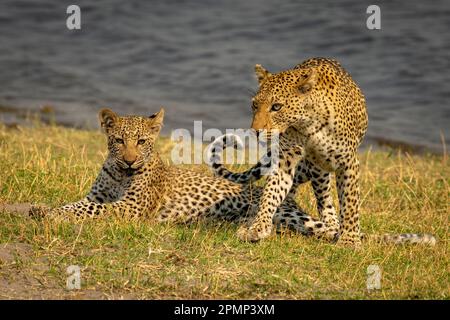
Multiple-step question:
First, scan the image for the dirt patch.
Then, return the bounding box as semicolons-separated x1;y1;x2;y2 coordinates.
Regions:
0;206;138;299
0;242;136;300
0;203;32;217
0;242;50;299
0;242;34;264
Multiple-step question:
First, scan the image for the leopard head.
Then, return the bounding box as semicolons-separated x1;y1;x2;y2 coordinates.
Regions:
250;64;320;138
98;108;164;171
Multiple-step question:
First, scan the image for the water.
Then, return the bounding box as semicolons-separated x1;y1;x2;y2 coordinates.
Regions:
0;0;449;153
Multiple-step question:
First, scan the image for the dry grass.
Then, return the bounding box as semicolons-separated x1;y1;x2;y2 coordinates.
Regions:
0;123;448;299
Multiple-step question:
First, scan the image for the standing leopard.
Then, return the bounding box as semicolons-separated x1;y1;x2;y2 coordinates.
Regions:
208;57;435;246
30;108;330;239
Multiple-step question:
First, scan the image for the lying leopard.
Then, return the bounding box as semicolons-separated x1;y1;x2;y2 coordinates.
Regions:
30;108;435;245
208;57;436;246
30;108;329;239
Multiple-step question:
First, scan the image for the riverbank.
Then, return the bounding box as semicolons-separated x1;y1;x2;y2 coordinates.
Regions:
0;102;447;156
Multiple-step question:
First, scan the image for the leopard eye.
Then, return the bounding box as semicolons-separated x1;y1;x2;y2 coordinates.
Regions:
137;139;146;145
251;101;258;111
271;103;282;112
115;138;124;144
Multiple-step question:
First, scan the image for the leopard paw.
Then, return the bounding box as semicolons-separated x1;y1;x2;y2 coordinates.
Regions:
237;223;272;242
336;232;362;247
29;204;51;219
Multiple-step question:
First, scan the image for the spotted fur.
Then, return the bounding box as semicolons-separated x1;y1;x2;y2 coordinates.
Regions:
208;57;436;246
29;109;334;241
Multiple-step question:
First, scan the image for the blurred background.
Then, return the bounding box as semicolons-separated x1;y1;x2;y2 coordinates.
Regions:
0;0;449;153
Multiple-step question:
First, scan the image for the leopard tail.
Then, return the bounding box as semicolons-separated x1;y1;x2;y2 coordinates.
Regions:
207;133;269;183
361;233;436;246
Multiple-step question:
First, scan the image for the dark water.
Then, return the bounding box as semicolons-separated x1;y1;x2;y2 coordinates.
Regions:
0;0;449;152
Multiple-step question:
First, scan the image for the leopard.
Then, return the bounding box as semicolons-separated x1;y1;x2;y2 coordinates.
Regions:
209;133;436;245
208;57;436;246
28;108;435;245
29;108;331;240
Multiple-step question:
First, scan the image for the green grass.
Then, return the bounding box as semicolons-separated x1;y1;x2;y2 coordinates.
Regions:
0;123;448;299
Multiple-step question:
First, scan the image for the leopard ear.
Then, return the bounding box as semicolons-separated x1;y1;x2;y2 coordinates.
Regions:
148;108;165;134
298;68;318;94
98;108;118;132
255;64;271;86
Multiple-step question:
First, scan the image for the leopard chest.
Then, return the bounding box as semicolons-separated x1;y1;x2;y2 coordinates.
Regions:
285;126;340;172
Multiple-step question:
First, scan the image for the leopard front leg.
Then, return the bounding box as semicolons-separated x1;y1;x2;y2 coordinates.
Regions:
310;169;340;241
30;183;150;221
30;198;139;220
289;160;340;241
237;147;302;242
29;199;107;221
335;155;362;246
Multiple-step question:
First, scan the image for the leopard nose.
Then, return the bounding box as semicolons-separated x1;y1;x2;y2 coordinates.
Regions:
123;150;137;166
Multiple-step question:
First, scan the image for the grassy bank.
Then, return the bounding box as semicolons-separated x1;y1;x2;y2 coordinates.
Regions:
0;123;448;299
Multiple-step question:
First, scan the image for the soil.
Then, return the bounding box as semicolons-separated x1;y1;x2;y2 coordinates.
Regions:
0;205;136;300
